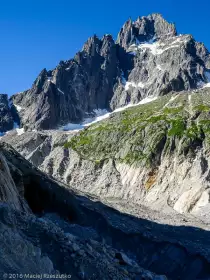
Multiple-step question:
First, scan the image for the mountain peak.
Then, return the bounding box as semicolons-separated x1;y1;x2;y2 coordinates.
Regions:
7;14;210;132
117;13;177;49
33;68;49;91
82;35;101;54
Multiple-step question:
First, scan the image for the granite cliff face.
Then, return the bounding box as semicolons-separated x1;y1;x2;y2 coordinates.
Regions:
1;13;208;130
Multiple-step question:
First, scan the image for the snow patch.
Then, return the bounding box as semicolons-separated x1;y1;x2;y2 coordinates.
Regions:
13;122;25;135
125;82;136;91
125;81;145;91
136;37;156;45
14;104;23;112
137;82;145;88
84;110;111;127
137;36;186;55
138;42;180;55
128;36;187;56
129;43;137;49
114;96;157;113
61;123;84;131
0;122;25;139
47;77;55;84
61;109;109;131
203;84;210;88
61;97;158;132
16;128;25;135
203;83;210;88
127;44;138;53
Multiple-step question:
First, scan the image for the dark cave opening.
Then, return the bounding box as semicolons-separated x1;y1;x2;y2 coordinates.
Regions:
23;175;80;223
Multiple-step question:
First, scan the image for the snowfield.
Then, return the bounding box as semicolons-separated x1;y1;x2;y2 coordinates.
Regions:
127;35;188;55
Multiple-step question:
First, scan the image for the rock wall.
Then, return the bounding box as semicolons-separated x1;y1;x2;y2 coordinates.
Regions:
1;142;210;279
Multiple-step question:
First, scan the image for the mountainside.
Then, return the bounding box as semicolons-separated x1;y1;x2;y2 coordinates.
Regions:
0;142;159;279
1;12;210;221
2;142;210;279
2;13;210;279
4;87;210;223
0;13;210;132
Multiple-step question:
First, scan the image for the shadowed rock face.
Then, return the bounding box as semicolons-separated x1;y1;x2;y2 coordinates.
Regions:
3;13;208;130
10;35;128;130
0;94;14;133
1;142;210;279
0;152;28;212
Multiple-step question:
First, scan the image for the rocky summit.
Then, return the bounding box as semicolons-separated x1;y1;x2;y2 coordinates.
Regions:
1;13;210;279
0;13;208;131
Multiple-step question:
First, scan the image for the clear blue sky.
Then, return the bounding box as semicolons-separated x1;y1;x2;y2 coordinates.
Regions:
1;0;210;96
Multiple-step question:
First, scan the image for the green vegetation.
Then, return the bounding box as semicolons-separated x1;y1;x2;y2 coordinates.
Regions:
168;119;186;137
64;91;210;167
163;106;184;114
193;104;210;112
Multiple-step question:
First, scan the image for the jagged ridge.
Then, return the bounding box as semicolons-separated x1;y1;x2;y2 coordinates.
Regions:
2;13;209;131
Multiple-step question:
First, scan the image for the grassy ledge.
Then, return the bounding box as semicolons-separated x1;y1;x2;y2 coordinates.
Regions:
64;90;210;167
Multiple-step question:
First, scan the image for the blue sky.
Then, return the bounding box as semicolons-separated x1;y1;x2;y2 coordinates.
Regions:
1;0;210;95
